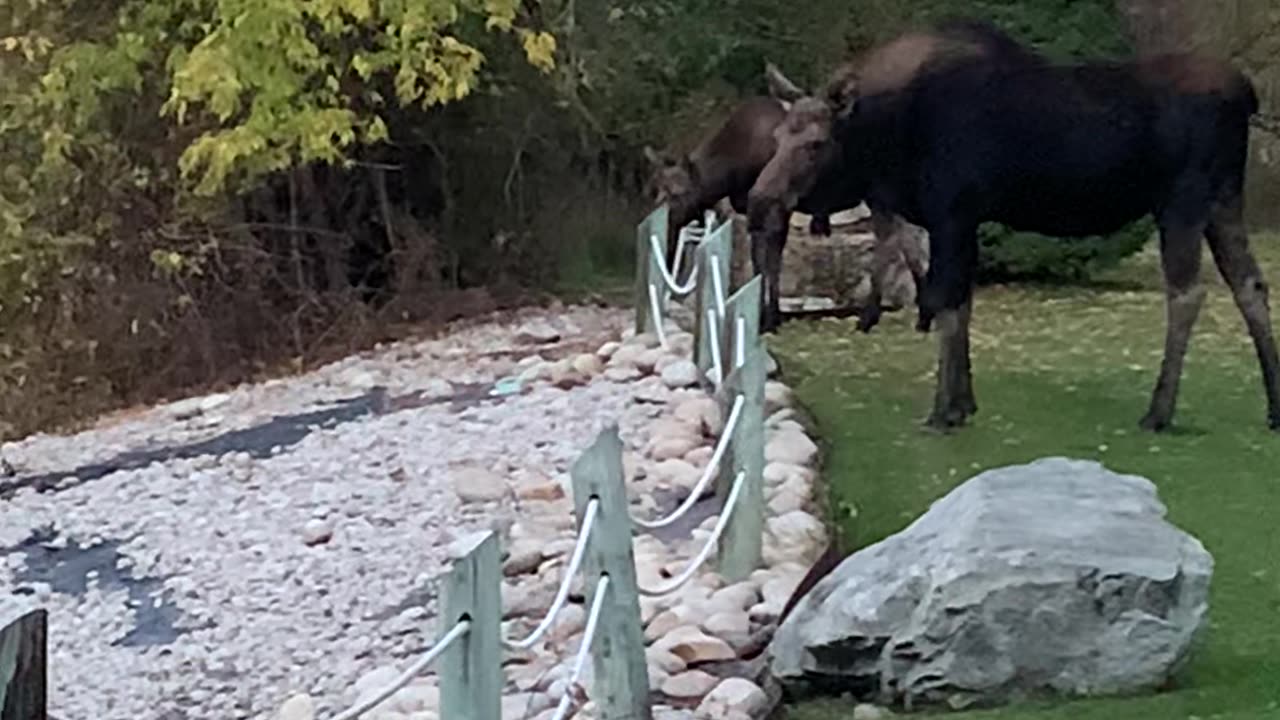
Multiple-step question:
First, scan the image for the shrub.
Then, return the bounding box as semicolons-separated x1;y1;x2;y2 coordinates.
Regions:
976;219;1156;284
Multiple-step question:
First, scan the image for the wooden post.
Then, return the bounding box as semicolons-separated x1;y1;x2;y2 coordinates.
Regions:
571;427;652;720
0;599;47;720
716;277;766;582
694;218;734;383
439;532;502;720
634;205;669;336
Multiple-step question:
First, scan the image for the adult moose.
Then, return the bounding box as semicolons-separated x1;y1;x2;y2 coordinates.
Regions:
644;95;926;334
741;19;1036;332
750;19;1280;432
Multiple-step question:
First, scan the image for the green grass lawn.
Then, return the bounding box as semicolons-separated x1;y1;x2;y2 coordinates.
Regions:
769;237;1280;720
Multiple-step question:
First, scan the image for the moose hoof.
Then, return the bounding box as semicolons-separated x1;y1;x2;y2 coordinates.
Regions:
1268;412;1280;432
857;307;882;333
1138;412;1172;433
915;311;934;333
925;406;970;432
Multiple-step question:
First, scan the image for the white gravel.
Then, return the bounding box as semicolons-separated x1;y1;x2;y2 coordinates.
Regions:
2;300;831;720
1;305;651;720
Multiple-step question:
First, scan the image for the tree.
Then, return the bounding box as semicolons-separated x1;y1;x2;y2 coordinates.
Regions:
0;0;558;438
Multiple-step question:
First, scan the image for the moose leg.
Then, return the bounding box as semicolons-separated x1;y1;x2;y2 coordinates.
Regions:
764;222;787;333
860;207;897;333
1205;195;1280;429
927;301;977;429
751;229;773;331
955;297;977;416
922;223;979;429
752;212;789;334
1140;222;1207;432
900;222;932;332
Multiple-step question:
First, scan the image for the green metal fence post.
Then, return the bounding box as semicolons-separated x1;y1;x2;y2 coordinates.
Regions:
571;426;653;720
716;277;766;582
0;600;47;720
635;205;669;336
694;218;734;384
439;532;502;720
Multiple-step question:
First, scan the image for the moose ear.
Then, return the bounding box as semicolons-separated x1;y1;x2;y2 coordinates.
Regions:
765;61;806;103
643;145;670;168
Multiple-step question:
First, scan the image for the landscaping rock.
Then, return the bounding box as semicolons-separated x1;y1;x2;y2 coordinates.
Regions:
549;604;587;643
604;366;642;382
634;379;674;405
515;475;565;502
763;512;826;566
710;582;760;613
764;381;793;414
663;670;721;700
451;465;507;503
696;678;769;718
572;353;604;377
703;611;752;652
767;479;809;515
669;331;696;357
683;445;714;467
656;626;737;664
650;434;702;462
764;431;818;467
648;417;700;441
674;397;723;437
549;362;588;390
503;542;545;577
277;693;315;720
391;684;439;714
769;458;1214;709
354;666;400;704
764;461;813;487
661;360;701;389
647;646;688;675
637;348;664;374
652;458;701;489
516;321;562;345
301;518;334;546
609;344;646;369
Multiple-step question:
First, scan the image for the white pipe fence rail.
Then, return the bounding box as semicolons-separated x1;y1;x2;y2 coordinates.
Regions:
504;499;600;651
630;395;743;531
2;204;768;720
330;620;471;720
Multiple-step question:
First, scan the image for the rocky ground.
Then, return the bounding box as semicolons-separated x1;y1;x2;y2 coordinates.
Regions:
2;301;829;720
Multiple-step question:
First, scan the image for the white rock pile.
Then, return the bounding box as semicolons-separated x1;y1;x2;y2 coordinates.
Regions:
1;302;829;720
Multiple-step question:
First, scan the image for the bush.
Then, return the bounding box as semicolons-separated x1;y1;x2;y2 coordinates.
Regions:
976;219;1156;283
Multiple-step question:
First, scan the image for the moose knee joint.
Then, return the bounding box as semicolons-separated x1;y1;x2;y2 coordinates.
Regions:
1240;276;1271;308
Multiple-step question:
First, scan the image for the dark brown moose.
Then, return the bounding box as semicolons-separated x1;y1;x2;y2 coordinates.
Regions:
644;94;923;334
746;19;1036;333
750;19;1280;432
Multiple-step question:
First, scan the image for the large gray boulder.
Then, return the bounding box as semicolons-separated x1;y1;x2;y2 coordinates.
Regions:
768;457;1213;710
